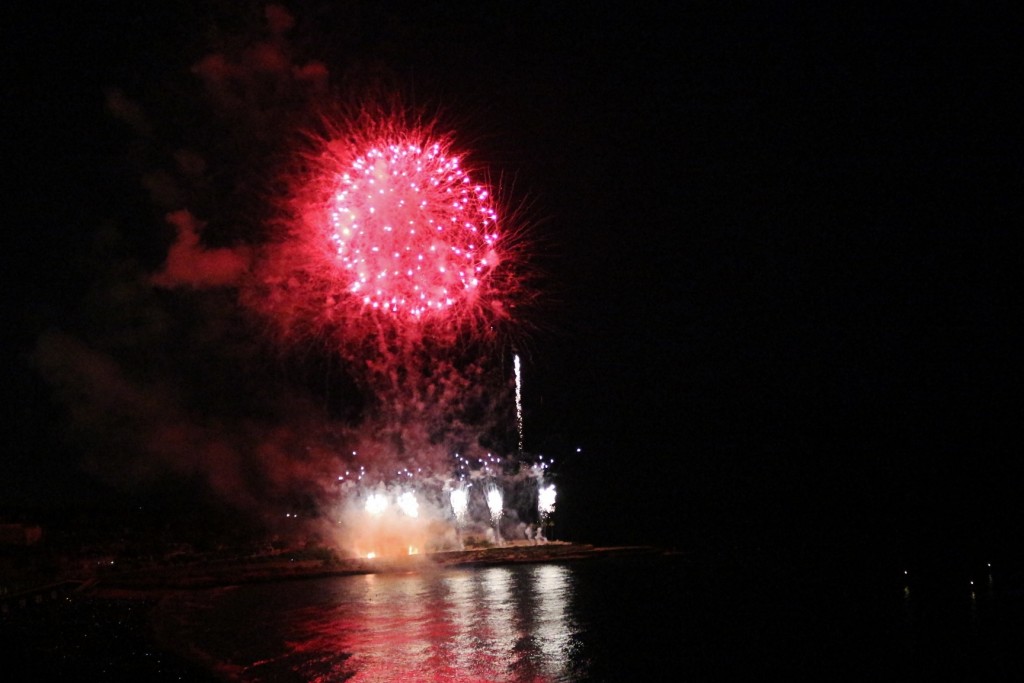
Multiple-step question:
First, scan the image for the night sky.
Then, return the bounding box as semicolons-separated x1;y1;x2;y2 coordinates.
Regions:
4;3;1020;562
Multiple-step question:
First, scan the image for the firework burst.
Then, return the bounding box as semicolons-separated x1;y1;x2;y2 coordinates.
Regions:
246;109;529;354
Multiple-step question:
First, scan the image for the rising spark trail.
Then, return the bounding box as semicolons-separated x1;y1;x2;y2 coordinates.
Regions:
514;353;523;453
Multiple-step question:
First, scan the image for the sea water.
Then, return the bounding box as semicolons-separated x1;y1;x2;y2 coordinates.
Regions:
151;554;1024;681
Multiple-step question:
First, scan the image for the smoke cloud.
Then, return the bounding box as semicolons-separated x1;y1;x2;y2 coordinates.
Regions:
151;210;251;288
34;4;543;554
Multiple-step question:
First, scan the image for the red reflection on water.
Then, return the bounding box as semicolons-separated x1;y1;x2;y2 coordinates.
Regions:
284;565;577;682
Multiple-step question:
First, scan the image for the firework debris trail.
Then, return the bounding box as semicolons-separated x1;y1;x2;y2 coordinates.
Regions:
33;4;551;553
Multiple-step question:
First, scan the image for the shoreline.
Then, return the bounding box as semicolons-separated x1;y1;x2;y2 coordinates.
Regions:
86;542;672;594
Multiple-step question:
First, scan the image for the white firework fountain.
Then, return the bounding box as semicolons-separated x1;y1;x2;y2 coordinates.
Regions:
449;485;469;548
486;485;504;545
537;483;556;543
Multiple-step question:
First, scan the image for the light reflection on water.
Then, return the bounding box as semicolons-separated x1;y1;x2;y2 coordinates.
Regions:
154;555;1024;679
160;563;585;682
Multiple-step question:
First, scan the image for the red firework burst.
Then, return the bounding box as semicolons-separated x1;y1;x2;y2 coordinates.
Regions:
249;114;523;350
326;138;500;319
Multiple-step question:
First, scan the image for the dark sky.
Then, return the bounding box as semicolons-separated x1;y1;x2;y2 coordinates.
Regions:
4;3;1021;559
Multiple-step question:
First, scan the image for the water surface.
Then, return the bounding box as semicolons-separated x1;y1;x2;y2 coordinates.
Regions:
153;554;1024;681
